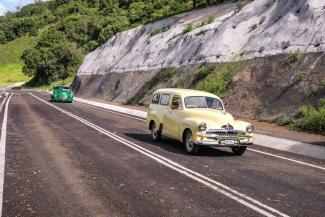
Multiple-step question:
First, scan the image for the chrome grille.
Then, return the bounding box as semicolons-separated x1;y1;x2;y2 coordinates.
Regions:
207;133;238;139
206;129;246;139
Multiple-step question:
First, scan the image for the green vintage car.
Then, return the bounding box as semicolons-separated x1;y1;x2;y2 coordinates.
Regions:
51;86;73;103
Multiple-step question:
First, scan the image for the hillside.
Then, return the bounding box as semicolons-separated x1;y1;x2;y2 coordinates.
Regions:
1;0;230;87
0;35;35;86
73;0;325;132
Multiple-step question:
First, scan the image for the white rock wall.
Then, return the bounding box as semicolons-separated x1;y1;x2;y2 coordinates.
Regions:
77;0;325;76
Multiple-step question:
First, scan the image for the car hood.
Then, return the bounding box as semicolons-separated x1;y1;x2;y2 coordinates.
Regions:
183;108;236;128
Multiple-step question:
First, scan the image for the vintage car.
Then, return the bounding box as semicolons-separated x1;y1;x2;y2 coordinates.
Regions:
146;88;254;155
51;86;73;103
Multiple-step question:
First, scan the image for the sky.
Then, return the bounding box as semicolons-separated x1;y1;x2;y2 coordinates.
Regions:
0;0;34;16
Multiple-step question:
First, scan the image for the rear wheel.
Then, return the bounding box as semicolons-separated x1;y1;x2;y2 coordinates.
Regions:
184;130;199;155
231;146;247;156
151;122;162;142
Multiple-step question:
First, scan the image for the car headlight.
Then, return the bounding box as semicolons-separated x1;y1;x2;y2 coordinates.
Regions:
198;122;207;131
246;124;255;133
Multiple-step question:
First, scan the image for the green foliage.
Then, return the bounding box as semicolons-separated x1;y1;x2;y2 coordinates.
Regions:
276;114;292;126
150;28;161;36
145;67;177;90
294;70;306;80
237;0;249;10
183;23;193;33
22;28;83;86
293;99;325;133
207;16;214;24
288;50;302;64
196;62;242;97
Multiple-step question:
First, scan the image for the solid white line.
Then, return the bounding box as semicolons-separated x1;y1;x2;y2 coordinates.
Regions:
30;92;289;217
74;101;146;122
73;97;325;171
73;99;325;171
32;91;325;171
0;93;12;217
248;148;325;171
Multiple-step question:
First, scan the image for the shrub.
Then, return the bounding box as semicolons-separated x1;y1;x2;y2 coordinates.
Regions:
183;23;193;34
145;67;177;90
288;50;302;64
197;62;242;97
292;99;325;133
207;16;214;24
276;114;292;126
195;64;215;81
294;71;306;80
150;28;161;36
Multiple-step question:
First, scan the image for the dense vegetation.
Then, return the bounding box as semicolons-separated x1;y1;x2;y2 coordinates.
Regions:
0;0;240;86
293;99;325;133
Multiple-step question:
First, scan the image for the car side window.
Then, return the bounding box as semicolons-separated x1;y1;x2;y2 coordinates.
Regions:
171;96;182;109
160;94;170;106
152;94;160;104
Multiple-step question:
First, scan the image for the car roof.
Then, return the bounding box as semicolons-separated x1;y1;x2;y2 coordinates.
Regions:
154;88;220;99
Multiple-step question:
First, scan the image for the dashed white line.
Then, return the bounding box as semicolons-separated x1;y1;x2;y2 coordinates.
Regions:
0;93;13;217
30;92;290;217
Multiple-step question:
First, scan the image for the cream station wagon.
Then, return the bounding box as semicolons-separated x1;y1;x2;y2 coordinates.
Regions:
146;88;254;155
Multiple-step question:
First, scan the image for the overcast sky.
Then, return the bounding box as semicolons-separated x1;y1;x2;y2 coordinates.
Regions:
0;0;35;16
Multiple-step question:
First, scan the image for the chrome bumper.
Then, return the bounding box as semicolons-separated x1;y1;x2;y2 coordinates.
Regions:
195;140;253;147
195;129;253;147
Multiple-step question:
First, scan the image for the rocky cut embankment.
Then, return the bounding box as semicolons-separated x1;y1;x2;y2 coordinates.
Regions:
72;0;325;120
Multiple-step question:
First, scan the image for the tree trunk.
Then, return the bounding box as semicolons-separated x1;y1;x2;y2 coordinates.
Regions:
193;0;197;8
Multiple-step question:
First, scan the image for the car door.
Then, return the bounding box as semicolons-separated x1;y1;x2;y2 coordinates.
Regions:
163;95;182;139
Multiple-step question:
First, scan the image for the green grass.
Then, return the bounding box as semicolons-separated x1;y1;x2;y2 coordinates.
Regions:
0;35;37;87
0;63;30;86
196;62;242;97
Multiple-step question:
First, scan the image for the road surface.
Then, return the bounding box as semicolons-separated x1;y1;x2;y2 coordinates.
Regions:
1;91;324;217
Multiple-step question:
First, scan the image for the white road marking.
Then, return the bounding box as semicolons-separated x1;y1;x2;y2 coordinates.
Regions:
74;101;146;122
30;92;290;217
0;93;12;217
71;95;325;171
248;148;325;171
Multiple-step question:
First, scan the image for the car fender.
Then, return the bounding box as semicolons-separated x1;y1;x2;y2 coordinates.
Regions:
233;120;251;131
146;107;162;130
178;118;203;142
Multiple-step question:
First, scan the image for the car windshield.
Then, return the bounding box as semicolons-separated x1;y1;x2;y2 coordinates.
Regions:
184;96;223;110
55;86;70;90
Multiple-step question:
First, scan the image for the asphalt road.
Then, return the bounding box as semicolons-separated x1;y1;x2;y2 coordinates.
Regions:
1;91;325;217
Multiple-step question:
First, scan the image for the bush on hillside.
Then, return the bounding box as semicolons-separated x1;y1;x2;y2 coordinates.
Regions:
197;62;242;97
293;99;325;133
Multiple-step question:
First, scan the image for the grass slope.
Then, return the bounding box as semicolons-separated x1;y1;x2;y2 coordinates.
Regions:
0;35;36;87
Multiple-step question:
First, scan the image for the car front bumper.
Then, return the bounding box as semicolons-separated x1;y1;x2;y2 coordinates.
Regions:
194;130;253;147
194;140;253;147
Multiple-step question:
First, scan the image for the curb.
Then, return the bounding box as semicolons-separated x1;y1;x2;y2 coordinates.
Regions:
73;97;325;160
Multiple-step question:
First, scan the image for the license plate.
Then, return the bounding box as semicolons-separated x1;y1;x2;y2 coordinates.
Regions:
224;140;236;145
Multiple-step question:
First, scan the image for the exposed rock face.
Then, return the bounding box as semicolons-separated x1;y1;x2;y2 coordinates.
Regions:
76;0;325;75
72;0;325;120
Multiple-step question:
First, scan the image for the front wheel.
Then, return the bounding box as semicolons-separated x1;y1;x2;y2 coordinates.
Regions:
231;146;247;156
151;122;162;142
184;130;199;155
